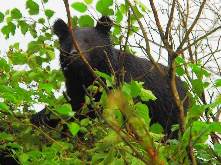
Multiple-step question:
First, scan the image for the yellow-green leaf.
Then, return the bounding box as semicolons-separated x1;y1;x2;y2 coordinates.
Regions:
68;122;80;136
71;2;87;13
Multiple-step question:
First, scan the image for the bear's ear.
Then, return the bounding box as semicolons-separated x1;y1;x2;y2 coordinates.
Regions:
95;16;113;34
53;19;70;40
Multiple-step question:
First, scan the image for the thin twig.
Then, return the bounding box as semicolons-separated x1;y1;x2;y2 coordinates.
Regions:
62;0;109;93
176;0;207;51
126;0;165;76
165;0;176;40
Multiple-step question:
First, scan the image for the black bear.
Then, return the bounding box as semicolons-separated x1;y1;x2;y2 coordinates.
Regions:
31;16;188;137
0;150;19;165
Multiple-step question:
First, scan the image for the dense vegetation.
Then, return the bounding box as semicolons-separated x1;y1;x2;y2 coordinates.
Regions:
0;0;220;164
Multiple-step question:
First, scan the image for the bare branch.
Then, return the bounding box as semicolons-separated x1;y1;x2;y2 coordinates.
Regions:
176;0;207;51
165;0;176;40
127;0;165;75
62;0;109;93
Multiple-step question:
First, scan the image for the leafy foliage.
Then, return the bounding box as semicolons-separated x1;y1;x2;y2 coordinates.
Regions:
96;0;114;16
26;0;39;15
79;15;94;27
71;2;88;13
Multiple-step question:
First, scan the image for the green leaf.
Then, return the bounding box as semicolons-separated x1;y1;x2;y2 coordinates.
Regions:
184;121;209;143
100;91;107;105
113;110;124;126
189;63;210;78
0;132;14;141
191;79;204;96
190;64;201;74
175;56;185;64
131;26;139;33
45;9;54;19
150;123;164;134
187;104;208;120
209;122;221;133
27;41;41;53
135;102;150;124
95;70;113;87
38;18;45;24
115;10;123;24
39;83;54;93
84;0;93;4
96;0;114;16
10;52;27;65
26;0;39;15
96;0;113;9
29;24;37;38
13;42;20;49
80;118;90;127
71;2;87;13
214;144;221;156
55;104;74;116
122;81;142;98
68;122;80;136
78;15;94;27
19;153;29;163
138;1;148;12
140;88;157;101
12;71;27;82
120;4;126;14
18;20;29;35
215;79;221;87
103;150;115;164
0;11;4;23
46;49;55;60
11;8;22;19
131;5;143;19
1;22;16;38
72;16;78;28
0;58;10;72
122;83;132;98
0;102;10;113
113;25;121;35
92;153;106;164
130;81;141;97
176;66;185;76
112;159;125;165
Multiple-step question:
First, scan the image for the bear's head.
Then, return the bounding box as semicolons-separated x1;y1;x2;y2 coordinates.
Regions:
53;16;113;69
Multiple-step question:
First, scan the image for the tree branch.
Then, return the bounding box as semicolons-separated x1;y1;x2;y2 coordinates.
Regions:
127;0;165;76
176;0;207;51
62;0;109;93
165;0;176;40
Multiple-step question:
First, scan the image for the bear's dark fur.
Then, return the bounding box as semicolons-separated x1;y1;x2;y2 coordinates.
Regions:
31;16;188;137
0;150;19;165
